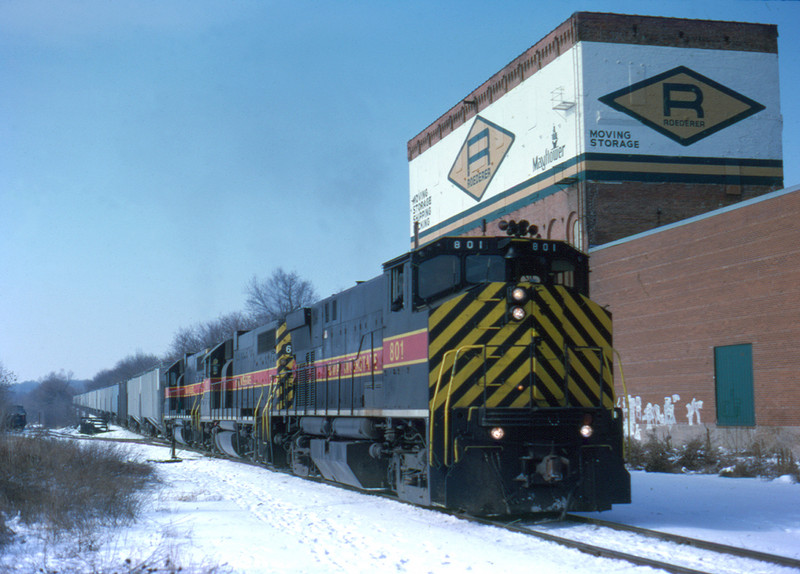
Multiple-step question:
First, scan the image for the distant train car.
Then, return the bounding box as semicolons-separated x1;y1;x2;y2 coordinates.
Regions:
155;231;630;515
74;380;127;425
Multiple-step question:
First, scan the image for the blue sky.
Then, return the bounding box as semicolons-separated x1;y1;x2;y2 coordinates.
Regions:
2;1;798;382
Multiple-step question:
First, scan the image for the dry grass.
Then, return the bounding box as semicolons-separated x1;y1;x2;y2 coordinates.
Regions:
0;434;231;573
0;434;157;538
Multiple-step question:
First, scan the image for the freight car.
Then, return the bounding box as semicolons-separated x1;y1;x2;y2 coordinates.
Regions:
74;381;127;425
75;229;631;515
126;368;163;436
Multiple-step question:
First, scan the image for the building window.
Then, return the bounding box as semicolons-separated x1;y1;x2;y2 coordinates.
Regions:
572;217;583;251
547;218;558;239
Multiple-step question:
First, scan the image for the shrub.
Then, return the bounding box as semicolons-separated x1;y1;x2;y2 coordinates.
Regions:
626;430;800;480
627;433;677;473
774;448;800;481
673;430;728;473
0;434;157;537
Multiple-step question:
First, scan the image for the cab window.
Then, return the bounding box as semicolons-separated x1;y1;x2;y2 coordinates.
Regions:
390;265;404;311
465;255;505;284
551;258;576;289
418;255;460;300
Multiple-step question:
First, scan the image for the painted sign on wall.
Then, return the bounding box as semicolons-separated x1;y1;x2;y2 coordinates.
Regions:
409;39;782;246
408;47;580;243
583;42;780;159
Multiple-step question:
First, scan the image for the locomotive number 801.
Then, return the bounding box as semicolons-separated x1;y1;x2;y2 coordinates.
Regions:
75;232;631;516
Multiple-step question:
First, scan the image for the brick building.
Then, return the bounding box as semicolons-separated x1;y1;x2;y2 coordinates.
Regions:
407;12;796;445
590;185;800;449
407;12;782;250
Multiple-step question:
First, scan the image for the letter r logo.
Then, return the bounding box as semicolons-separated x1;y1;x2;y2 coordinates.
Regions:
599;66;764;146
663;83;704;118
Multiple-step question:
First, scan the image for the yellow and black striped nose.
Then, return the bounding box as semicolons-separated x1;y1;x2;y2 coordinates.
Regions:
533;285;614;408
428;282;614;415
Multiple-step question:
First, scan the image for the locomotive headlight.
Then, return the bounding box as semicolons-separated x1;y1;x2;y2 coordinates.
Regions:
490;427;505;440
510;306;526;321
511;286;528;302
580;413;594;438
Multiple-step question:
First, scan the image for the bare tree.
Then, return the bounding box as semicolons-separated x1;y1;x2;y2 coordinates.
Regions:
0;361;17;430
166;325;206;362
202;311;259;343
25;371;75;428
88;351;162;391
245;268;318;323
165;311;259;362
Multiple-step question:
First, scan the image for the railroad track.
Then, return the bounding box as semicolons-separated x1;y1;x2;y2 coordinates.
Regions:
468;513;800;574
565;514;800;571
44;428;167;447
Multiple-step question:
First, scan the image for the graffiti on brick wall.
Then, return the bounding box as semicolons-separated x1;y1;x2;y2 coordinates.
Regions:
686;397;704;426
616;394;704;439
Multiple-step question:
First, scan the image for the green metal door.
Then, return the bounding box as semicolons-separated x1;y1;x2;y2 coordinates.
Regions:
714;344;755;426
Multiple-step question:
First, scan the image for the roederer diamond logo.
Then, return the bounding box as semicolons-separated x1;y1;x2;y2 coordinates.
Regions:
599;66;765;146
449;116;514;201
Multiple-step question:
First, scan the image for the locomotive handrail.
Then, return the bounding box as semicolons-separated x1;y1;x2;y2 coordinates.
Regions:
265;374;279;443
320;358;357;416
190;396;201;431
350;359;354;416
445;345;486;466
254;389;264;440
430;344;486;467
336;361;342;415
603;347;630;457
430;348;456;466
353;330;377;390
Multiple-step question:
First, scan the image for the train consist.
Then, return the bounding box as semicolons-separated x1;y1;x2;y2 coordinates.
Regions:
75;230;630;515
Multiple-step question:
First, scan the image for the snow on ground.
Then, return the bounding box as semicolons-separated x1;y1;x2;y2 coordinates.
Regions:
2;427;799;573
575;470;800;561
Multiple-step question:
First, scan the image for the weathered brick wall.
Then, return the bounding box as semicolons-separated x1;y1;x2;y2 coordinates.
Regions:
461;187;580;244
458;179;780;252
586;181;781;246
574;12;777;53
590;187;800;428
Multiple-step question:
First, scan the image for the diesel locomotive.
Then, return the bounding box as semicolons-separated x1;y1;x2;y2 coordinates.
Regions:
76;229;630;515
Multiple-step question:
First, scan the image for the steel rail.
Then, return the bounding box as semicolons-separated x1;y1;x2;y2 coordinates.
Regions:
462;514;713;574
564;514;800;571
